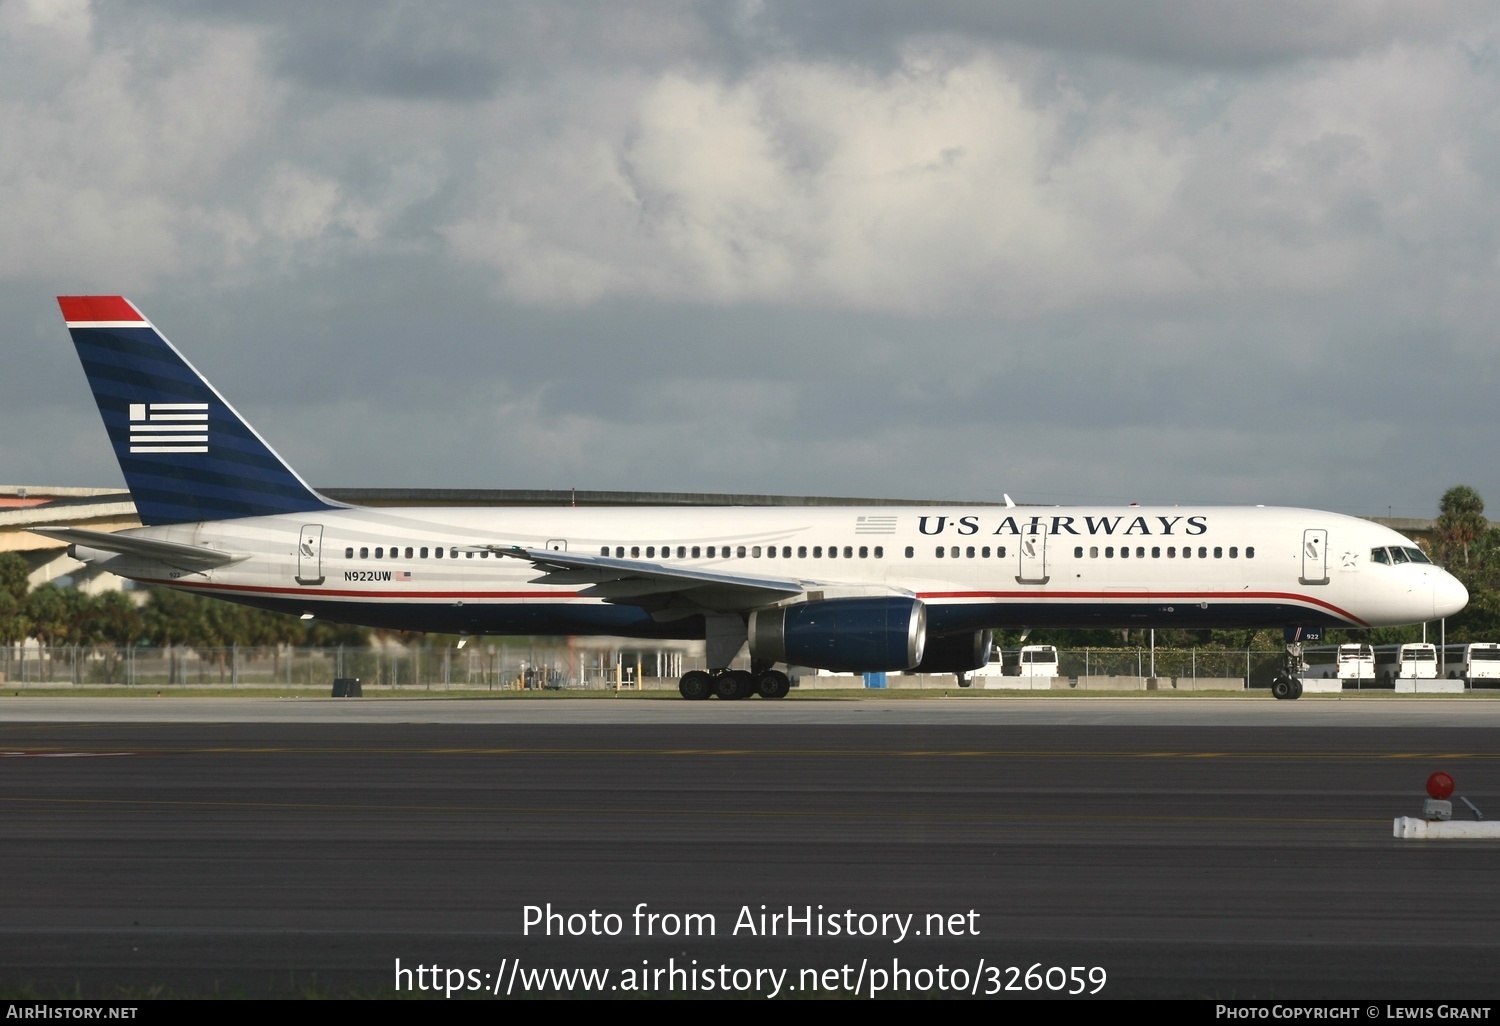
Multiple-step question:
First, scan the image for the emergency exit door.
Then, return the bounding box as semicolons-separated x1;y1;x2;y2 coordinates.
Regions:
1017;525;1050;584
1300;528;1328;585
296;524;325;585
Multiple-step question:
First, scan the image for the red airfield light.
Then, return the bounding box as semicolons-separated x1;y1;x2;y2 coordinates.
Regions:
1427;772;1455;800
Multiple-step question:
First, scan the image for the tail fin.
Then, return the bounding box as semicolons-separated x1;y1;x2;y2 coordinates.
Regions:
58;296;342;526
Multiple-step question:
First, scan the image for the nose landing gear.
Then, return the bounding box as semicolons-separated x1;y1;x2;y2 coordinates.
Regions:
1271;638;1307;700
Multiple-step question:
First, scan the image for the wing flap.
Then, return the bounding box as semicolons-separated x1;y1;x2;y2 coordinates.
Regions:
492;545;804;610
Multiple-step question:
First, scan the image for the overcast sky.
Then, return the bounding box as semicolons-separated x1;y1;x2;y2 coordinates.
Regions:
2;0;1498;517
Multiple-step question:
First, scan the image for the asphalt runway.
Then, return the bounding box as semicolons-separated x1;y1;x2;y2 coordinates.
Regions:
0;699;1497;999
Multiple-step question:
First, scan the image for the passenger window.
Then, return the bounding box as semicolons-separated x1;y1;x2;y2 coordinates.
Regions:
345;547;353;559
631;546;640;558
982;547;991;558
874;547;883;558
935;547;944;558
1214;547;1222;558
601;546;609;556
767;546;776;558
1229;547;1238;558
903;546;912;558
752;546;762;558
434;548;443;559
783;546;791;558
405;547;413;558
465;551;473;559
690;546;700;558
1136;547;1145;558
859;546;868;558
816;546;824;558
1105;546;1114;558
1152;547;1160;558
947;546;956;559
996;546;1006;558
1167;547;1175;557
1246;547;1255;558
480;551;488;558
828;546;838;558
1121;547;1129;559
1090;546;1098;558
966;546;975;558
798;546;807;558
646;547;655;558
1074;547;1083;558
737;546;746;558
375;547;383;559
678;546;687;558
615;547;624;558
1198;547;1207;558
420;547;429;558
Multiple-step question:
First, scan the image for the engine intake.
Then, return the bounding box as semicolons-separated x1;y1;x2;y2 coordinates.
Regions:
749;597;926;672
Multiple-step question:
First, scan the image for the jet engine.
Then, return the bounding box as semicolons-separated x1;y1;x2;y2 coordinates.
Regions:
748;597;926;672
911;629;993;674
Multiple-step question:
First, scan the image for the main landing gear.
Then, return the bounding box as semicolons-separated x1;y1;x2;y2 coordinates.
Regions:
1270;639;1306;700
677;668;791;700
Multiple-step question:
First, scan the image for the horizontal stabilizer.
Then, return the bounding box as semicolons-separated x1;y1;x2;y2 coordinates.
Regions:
28;526;249;572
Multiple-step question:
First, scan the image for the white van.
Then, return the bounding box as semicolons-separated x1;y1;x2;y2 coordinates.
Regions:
1375;643;1437;683
976;645;1059;688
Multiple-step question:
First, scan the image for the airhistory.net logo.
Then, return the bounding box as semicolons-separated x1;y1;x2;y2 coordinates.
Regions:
128;402;208;454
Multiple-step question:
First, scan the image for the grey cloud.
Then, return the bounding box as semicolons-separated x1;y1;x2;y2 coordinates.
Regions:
750;0;1494;70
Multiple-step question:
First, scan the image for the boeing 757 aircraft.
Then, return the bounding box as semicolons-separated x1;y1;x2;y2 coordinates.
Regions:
32;296;1467;700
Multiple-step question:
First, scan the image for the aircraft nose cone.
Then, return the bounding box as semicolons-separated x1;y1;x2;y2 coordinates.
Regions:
1434;571;1469;619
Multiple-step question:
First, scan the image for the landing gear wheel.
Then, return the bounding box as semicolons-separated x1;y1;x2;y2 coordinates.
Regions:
755;670;791;699
678;670;713;700
1290;679;1303;700
1271;676;1295;700
713;670;755;700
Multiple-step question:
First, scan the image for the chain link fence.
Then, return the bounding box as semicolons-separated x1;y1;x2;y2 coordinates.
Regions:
1057;648;1285;687
0;644;1301;689
0;644;628;690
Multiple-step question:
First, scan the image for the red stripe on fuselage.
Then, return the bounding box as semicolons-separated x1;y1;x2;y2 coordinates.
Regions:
145;578;1367;625
139;578;584;600
57;296;144;323
916;590;1369;626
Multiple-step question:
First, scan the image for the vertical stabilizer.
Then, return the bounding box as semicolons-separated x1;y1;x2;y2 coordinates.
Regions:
58;296;341;526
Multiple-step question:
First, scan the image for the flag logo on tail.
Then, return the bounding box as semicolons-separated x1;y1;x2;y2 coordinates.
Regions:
129;403;208;454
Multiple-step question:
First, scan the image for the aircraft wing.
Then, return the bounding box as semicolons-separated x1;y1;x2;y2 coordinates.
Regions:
491;545;804;613
28;526;250;572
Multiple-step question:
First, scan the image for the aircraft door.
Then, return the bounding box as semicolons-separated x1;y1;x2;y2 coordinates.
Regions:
1300;528;1328;585
296;524;325;586
1017;524;1050;584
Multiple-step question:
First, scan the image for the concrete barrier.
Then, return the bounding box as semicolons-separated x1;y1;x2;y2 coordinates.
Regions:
981;676;1063;690
1167;677;1246;691
1395;679;1466;694
1060;676;1145;691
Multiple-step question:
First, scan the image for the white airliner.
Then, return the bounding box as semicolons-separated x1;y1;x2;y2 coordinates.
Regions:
32;296;1467;701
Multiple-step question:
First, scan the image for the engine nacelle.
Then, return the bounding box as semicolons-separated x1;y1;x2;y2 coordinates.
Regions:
911;629;993;674
748;597;926;672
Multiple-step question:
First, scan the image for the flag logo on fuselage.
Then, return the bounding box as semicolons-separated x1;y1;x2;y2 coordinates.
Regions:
128;403;208;454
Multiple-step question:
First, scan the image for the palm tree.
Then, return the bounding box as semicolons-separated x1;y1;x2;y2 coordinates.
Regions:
1438;485;1488;565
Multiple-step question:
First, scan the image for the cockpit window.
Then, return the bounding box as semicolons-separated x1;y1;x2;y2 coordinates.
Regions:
1404;547;1431;564
1389;547;1410;564
1371;547;1390;565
